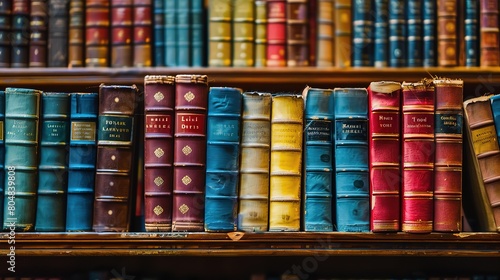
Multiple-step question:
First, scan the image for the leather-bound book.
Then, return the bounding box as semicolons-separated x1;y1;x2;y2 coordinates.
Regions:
286;0;309;66
143;75;175;232
204;87;243;232
35;92;71;232
208;0;232;66
0;0;11;67
479;0;499;67
68;0;84;67
333;88;369;232
316;0;334;66
29;0;48;67
269;94;304;232
373;0;388;67
464;0;479;67
172;74;209;232
93;84;139;232
11;0;30;68
3;87;41;231
233;0;255;67
388;0;406;67
433;78;463;232
302;87;334;232
423;0;437;67
0;91;4;228
254;0;267;67
164;0;176;66
437;0;458;66
238;92;272;232
407;0;422;67
401;81;435;233
334;0;351;68
176;0;190;66
110;0;133;67
133;0;152;67
48;0;69;67
85;0;110;67
352;0;373;67
152;0;164;66
66;92;98;232
368;81;402;232
266;0;286;67
191;0;205;66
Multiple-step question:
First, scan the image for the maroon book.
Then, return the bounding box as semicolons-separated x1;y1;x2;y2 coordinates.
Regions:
286;0;309;66
111;0;133;67
132;0;152;67
267;0;287;66
85;0;110;67
480;0;500;67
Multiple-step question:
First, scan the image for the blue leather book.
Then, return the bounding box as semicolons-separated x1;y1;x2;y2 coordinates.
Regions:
204;87;243;232
388;0;406;67
422;0;436;67
352;0;374;67
164;0;177;66
407;0;423;67
191;0;205;66
66;92;98;231
491;94;500;145
374;0;389;67
153;0;165;66
3;87;41;231
465;0;479;67
177;0;190;66
0;91;4;228
35;92;71;232
333;88;369;232
302;87;334;232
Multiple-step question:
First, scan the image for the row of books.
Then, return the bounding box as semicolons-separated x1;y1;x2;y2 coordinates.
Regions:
0;0;497;68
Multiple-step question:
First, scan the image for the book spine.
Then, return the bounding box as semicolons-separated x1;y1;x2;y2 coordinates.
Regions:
153;0;164;66
407;0;423;67
191;0;205;66
29;0;48;67
68;0;85;67
133;0;152;67
164;0;176;66
93;84;138;232
316;0;334;66
172;74;209;232
479;0;499;67
303;87;334;231
238;92;272;232
208;0;232;66
176;0;190;66
308;0;317;66
0;1;11;67
465;0;479;67
143;75;175;232
368;81;402;232
437;0;458;66
111;0;133;67
433;79;464;232
267;0;287;67
334;0;351;68
66;92;98;232
233;0;255;67
352;0;374;67
422;0;437;67
48;0;69;67
401;81;435;233
204;87;243;232
334;88;370;232
269;95;304;232
254;0;268;67
286;0;309;66
35;92;70;232
11;0;30;68
85;0;110;67
388;0;406;67
3;87;41;231
0;91;4;229
373;0;388;67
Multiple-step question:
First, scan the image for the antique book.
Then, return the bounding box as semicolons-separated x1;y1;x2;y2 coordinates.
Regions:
269;94;304;231
238;92;272;232
176;0;190;66
208;0;232;66
68;0;85;67
191;0;205;66
316;0;334;66
66;92;98;232
204;87;243;232
352;0;373;67
286;0;309;66
267;0;287;67
133;0;152;67
464;0;479;66
479;0;499;67
401;81;435;233
110;0;133;67
85;0;110;67
433;79;464;232
11;0;30;68
3;87;41;231
334;88;369;232
307;0;317;66
164;0;176;66
0;91;4;228
172;74;209;232
29;0;48;68
48;0;69;67
152;0;164;66
373;0;388;67
302;87;334;232
0;0;11;67
93;84;138;232
388;0;406;67
143;75;175;232
233;0;255;67
254;0;267;67
437;0;458;66
423;0;437;66
407;0;423;67
35;92;71;232
368;81;402;232
334;0;351;68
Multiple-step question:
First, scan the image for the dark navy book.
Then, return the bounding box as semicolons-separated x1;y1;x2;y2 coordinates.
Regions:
352;0;374;67
423;0;437;67
388;0;406;67
374;0;389;67
407;0;423;66
465;0;479;67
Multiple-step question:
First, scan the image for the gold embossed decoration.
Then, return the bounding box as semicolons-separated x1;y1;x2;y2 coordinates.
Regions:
182;175;192;185
154;147;164;158
182;145;192;155
184;91;195;102
154;176;164;187
154;91;164;102
153;205;164;216
179;204;189;214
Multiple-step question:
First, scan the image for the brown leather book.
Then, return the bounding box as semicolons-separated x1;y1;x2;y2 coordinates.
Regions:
437;0;458;66
172;74;208;232
93;84;139;232
286;0;309;66
480;0;500;67
29;0;48;67
85;0;110;67
111;0;133;67
132;0;152;67
68;0;85;67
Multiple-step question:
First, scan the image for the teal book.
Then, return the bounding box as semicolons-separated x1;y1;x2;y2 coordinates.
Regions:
3;87;41;232
204;87;243;232
333;88;370;232
302;87;335;232
35;92;71;231
176;0;190;66
191;0;205;66
164;0;176;66
66;92;98;231
0;91;4;228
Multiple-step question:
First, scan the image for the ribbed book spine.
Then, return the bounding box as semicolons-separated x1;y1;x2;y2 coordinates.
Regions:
334;0;351;68
437;0;458;66
208;0;232;66
269;95;304;232
388;0;406;67
254;0;268;67
66;92;98;232
176;0;190;66
191;0;205;66
316;0;334;66
11;0;30;68
302;87;334;232
352;0;374;67
152;0;164;66
110;0;133;67
85;0;110;67
48;0;69;67
373;0;388;67
172;74;209;232
3;87;41;231
68;0;85;67
286;0;309;66
0;91;4;228
479;0;499;67
29;0;48;67
143;75;175;232
368;81;401;232
164;0;175;66
238;92;272;232
233;0;255;67
334;88;369;232
422;0;437;67
407;0;422;67
204;87;243;232
267;0;287;66
433;79;463;232
93;84;138;232
401;81;435;233
35;92;70;232
464;0;479;67
133;0;152;67
0;1;11;67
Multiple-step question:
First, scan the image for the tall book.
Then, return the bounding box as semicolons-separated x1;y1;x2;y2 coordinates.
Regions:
437;0;458;66
85;0;110;67
464;0;479;67
422;0;437;67
269;94;304;232
68;0;85;67
352;0;373;67
407;0;423;67
0;0;11;67
48;0;69;67
286;0;309;66
35;92;71;232
254;0;268;67
93;84;138;232
233;0;255;67
238;92;272;232
334;0;351;68
401;81;435;233
373;0;388;67
191;0;205;66
152;0;164;66
3;87;41;231
204;87;243;232
143;75;175;232
11;0;30;68
29;0;48;67
333;88;369;232
267;0;287;67
66;92;98;232
172;74;209;232
302;87;334;232
388;0;406;67
368;81;401;232
133;0;152;67
176;0;190;66
479;0;499;67
0;91;4;229
110;0;133;67
316;0;334;66
208;0;232;66
433;78;464;232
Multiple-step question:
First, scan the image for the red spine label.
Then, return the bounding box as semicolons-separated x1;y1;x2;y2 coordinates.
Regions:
145;114;172;135
175;113;206;136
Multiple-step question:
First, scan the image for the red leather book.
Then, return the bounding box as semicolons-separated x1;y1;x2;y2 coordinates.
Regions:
11;0;30;68
29;0;48;67
267;0;287;66
110;0;133;67
85;0;110;67
286;0;309;66
479;0;500;67
437;0;458;66
143;75;175;232
401;80;435;233
68;0;85;67
368;81;402;232
172;74;208;232
132;0;152;67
